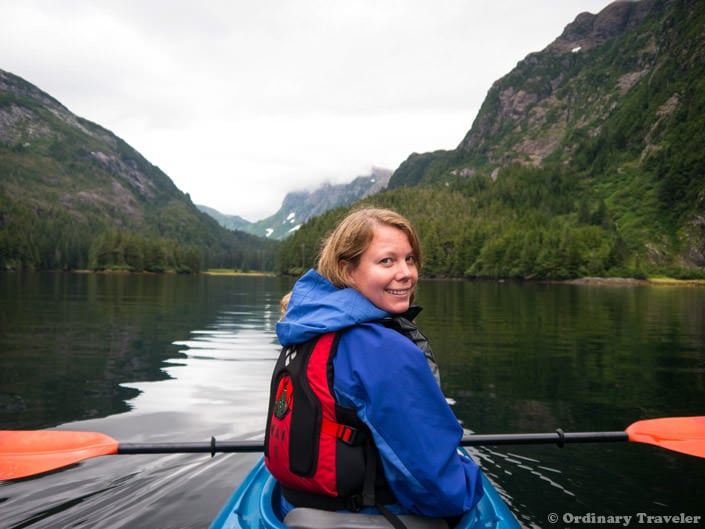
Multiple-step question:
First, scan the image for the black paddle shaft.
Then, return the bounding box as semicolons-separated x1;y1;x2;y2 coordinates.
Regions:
117;438;264;456
460;430;629;448
116;431;630;456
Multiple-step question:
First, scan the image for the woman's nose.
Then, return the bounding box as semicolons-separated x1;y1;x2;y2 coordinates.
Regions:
396;260;412;279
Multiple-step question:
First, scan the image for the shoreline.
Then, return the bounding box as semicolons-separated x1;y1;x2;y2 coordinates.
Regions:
202;270;276;277
563;276;705;287
3;269;703;286
68;269;276;277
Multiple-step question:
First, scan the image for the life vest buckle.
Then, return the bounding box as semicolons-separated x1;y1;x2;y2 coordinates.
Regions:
321;417;364;445
336;424;362;445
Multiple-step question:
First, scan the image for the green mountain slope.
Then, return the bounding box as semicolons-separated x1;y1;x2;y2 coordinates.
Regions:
0;69;278;272
281;0;705;279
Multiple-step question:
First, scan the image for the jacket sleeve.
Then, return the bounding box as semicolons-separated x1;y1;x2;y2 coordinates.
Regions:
333;324;484;517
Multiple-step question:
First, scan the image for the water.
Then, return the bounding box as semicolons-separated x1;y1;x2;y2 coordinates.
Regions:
418;281;705;527
1;273;704;528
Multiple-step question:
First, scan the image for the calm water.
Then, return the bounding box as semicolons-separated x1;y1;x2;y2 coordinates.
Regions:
1;273;704;528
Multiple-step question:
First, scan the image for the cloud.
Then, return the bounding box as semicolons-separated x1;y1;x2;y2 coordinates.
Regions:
0;0;613;221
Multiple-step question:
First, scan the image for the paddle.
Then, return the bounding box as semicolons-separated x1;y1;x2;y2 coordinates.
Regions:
2;416;703;480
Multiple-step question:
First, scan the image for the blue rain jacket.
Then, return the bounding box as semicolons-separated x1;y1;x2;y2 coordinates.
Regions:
276;270;484;517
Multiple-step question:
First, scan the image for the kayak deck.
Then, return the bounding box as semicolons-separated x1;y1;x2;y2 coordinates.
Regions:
209;456;520;529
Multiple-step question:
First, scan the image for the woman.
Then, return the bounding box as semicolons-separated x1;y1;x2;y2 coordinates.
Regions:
264;207;483;523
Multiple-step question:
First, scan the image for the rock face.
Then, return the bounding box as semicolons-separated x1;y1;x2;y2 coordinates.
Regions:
0;68;179;219
458;0;664;166
549;0;656;54
388;0;705;270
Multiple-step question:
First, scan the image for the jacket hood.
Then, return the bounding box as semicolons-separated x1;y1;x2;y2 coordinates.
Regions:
276;269;388;346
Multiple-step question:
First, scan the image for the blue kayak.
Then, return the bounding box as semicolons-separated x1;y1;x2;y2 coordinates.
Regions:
208;453;521;529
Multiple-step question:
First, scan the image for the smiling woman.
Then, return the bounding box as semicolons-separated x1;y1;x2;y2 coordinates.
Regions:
345;223;419;314
321;207;422;313
268;208;483;524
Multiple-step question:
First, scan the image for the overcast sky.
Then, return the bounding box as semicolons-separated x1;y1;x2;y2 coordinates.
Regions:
2;0;613;221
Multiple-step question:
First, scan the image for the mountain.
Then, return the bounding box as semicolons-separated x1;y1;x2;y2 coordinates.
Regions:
0;68;278;272
390;0;686;187
199;167;392;240
5;0;704;279
195;204;253;232
281;0;705;279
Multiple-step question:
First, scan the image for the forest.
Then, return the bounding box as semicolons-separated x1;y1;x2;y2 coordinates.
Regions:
276;161;705;280
0;182;278;274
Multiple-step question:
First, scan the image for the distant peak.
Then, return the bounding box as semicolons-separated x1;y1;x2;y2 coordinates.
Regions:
548;0;657;54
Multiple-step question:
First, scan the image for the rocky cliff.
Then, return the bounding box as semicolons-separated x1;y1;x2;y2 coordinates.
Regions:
387;0;704;270
459;0;661;167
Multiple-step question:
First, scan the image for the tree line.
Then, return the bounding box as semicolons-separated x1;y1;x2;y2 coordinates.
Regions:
2;160;702;278
276;164;705;280
0;196;278;273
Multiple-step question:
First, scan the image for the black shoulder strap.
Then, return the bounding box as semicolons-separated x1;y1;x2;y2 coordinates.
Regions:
379;307;441;388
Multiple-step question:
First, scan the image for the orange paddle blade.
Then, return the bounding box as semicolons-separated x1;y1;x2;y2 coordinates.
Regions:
0;430;119;480
626;416;705;458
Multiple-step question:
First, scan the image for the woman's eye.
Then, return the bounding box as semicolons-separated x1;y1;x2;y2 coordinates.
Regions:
378;256;415;266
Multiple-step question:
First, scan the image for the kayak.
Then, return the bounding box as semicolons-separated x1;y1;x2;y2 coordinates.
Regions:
208;452;521;529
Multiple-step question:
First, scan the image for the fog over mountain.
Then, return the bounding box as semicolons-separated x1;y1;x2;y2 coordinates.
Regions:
198;168;392;239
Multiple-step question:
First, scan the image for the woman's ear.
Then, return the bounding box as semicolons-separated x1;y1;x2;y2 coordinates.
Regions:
338;259;354;287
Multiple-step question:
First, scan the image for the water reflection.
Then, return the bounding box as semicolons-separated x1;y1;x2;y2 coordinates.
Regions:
0;273;294;529
124;307;284;438
418;280;705;425
416;280;705;527
0;273;293;431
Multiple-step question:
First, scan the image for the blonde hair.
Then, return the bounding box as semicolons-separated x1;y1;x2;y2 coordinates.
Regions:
318;207;422;288
280;207;421;316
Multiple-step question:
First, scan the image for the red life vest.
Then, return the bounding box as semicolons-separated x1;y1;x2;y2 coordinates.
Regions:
264;331;393;509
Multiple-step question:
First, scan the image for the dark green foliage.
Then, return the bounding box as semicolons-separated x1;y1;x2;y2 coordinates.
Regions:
387;151;453;189
277;156;700;279
88;229;200;273
0;142;279;272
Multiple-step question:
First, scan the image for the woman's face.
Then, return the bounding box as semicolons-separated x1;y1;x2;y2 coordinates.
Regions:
345;224;418;314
